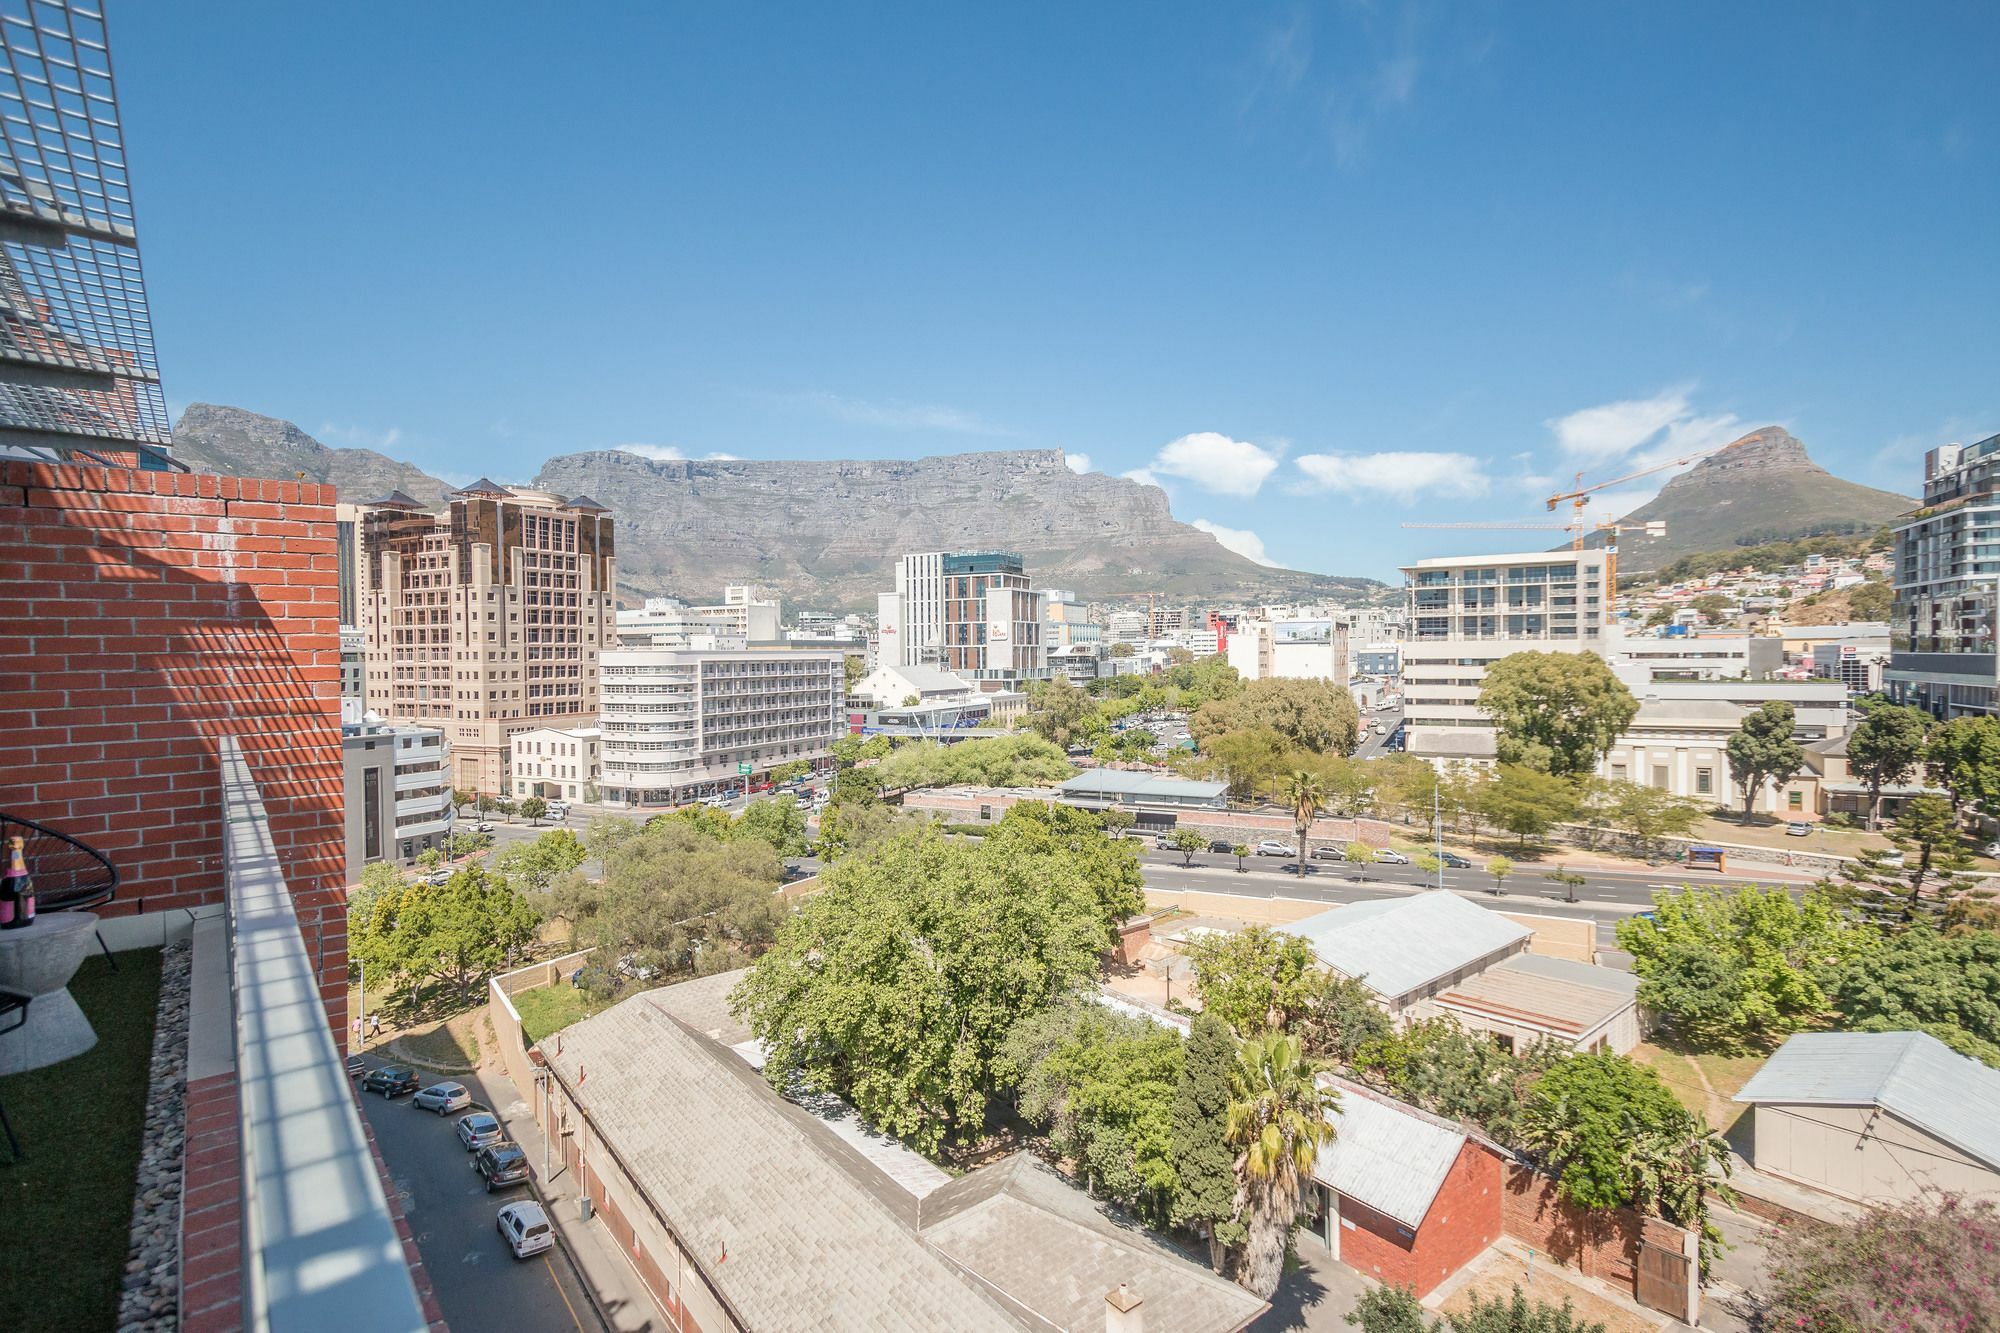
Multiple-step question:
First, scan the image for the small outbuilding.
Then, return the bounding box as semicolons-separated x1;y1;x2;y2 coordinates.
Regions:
1733;1030;2000;1204
1281;893;1532;1018
1433;953;1643;1055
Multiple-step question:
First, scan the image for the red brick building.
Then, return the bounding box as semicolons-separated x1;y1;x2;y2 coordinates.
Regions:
1299;1075;1505;1298
0;459;348;1029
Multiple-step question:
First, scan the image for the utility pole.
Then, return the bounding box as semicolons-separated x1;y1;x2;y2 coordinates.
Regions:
1433;782;1444;890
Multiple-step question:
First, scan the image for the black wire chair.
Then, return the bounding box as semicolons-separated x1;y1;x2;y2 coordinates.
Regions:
0;986;27;1159
0;810;120;969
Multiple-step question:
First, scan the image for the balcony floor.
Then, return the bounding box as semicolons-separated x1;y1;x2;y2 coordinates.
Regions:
0;947;163;1332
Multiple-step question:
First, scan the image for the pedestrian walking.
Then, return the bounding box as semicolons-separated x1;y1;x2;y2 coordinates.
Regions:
368;1012;383;1039
352;1015;362;1047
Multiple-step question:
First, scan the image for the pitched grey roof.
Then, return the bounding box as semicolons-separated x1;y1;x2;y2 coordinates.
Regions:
543;995;1017;1331
563;493;608;512
1309;1075;1472;1230
1282;894;1531;1000
1434;955;1639;1040
361;488;426;509
640;966;754;1047
1735;1031;2000;1170
1057;770;1228;801
543;987;1264;1331
453;476;513;496
873;664;974;694
918;1155;1266;1332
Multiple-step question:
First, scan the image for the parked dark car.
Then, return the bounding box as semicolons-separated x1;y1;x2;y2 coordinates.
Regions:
1207;839;1234;854
1439;852;1472;869
361;1066;420;1099
474;1142;531;1192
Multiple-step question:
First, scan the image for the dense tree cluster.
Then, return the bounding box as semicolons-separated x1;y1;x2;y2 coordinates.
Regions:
1477;651;1639;777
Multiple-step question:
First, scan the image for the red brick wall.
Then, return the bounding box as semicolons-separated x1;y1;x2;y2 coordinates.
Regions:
1336;1139;1504;1298
1500;1161;1643;1291
0;460;347;1028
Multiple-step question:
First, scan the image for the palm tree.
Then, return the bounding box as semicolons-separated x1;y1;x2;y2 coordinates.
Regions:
1225;1031;1340;1297
1281;770;1326;878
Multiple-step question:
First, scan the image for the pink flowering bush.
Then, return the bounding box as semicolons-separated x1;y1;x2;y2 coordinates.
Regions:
1765;1194;2000;1333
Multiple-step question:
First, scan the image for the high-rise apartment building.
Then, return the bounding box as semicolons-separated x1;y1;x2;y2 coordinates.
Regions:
353;479;616;793
877;550;1049;685
1889;436;1997;717
1400;549;1609;764
1225;618;1351;683
597;647;844;805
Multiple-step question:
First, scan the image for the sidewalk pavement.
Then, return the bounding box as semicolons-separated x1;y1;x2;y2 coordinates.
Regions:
472;1065;665;1333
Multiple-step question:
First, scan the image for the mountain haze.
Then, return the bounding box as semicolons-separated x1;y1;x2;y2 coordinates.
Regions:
1581;427;1912;572
169;405;1380;607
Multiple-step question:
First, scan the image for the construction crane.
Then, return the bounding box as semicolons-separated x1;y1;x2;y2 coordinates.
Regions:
1541;446;1727;611
1400;518;1666;624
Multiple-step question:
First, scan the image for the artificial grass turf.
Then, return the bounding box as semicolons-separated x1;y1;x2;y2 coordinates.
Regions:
0;947;163;1333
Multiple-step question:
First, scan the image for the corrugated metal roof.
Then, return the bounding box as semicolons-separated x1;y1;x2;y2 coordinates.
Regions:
1434;956;1638;1039
1735;1031;2000;1170
1282;894;1531;999
1310;1075;1468;1230
1057;770;1228;800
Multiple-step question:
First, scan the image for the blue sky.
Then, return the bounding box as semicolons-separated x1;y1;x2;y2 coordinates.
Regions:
118;3;1996;580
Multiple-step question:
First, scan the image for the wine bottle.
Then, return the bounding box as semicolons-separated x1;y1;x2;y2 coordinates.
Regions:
0;835;27;930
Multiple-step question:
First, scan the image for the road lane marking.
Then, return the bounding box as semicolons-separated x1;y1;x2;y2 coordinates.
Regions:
545;1252;590;1333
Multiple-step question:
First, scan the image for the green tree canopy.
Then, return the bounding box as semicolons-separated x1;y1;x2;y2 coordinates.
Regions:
1847;703;1930;829
1477;651;1638;777
998;1002;1184;1223
1352;1018;1560;1148
1228;1031;1340;1297
1180;925;1324;1037
1023;676;1107;749
729;823;1126;1156
1596;779;1706;858
1615;885;1865;1051
1192;676;1360;757
733;796;810;857
518;795;549;822
1826;926;2000;1067
1925;714;2000;815
491;828;588;900
1171;1010;1244;1265
1724;701;1805;821
1474;765;1578;849
351;865;541;997
867;733;1076;791
578;817;786;979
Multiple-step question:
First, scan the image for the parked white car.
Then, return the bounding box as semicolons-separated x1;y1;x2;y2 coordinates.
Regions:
1375;848;1411;864
411;1081;471;1115
496;1200;554;1259
1255;840;1296;857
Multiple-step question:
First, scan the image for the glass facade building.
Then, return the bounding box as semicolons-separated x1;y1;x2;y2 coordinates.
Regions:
0;0;172;467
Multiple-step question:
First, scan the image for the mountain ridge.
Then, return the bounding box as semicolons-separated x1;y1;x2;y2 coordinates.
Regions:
1578;426;1912;571
169;404;1383;608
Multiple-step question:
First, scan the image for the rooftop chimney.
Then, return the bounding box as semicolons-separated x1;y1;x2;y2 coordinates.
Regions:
1105;1283;1144;1333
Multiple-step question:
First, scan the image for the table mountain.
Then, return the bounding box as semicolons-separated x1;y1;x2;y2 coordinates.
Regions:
172;403;449;507
1578;427;1911;572
533;447;1379;607
167;405;1379;605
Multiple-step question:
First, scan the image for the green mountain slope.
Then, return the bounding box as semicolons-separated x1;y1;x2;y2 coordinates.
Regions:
1581;427;1912;572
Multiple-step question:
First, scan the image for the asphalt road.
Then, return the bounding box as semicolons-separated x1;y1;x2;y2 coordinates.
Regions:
1350;709;1404;759
353;1064;599;1333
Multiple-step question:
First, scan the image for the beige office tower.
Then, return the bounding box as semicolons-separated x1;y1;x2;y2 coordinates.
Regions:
353;479;616;794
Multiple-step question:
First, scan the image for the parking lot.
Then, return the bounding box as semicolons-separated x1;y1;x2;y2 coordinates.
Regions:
351;1060;600;1333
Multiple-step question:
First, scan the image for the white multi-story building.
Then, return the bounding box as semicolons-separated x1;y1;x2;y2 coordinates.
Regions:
339;625;366;726
1225;618;1350;683
511;726;601;804
1608;634;1783;682
1103;610;1148;643
1890;435;2000;718
1600;677;1849;812
597;647;844;806
876;550;1049;686
618;591;781;648
343;717;454;873
1401;549;1610;765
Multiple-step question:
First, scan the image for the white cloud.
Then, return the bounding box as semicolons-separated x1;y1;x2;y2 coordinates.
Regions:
1144;432;1281;497
317;421;403;453
1122;467;1161;489
1545;386;1695;462
803;393;1007;435
1064;452;1093;475
614;444;739;462
1192;519;1280;567
1293;451;1491;502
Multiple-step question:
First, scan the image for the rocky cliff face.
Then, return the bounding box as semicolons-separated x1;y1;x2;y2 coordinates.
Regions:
1581;427;1912;571
164;405;1380;606
171;404;450;506
534;447;1373;605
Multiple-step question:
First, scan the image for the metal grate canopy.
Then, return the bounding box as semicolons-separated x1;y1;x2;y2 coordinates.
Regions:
0;0;172;463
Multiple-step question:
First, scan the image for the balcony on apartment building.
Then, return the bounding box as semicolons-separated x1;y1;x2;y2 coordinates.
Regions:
1;741;434;1333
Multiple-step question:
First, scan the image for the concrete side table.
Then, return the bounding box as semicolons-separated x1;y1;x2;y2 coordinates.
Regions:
0;911;100;1075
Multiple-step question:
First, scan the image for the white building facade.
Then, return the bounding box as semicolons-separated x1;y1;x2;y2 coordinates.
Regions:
511;726;602;804
598;647;845;806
